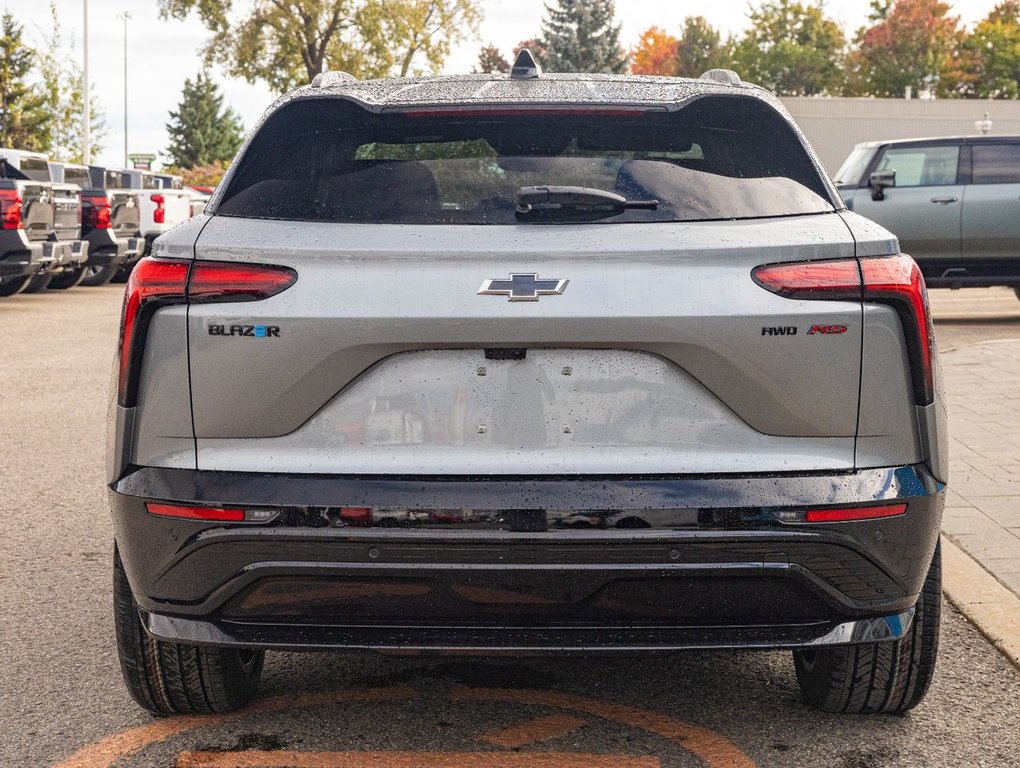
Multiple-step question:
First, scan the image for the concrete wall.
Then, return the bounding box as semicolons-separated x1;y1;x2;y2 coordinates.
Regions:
780;97;1020;175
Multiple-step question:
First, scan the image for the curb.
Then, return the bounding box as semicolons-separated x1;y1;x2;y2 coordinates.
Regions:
942;535;1020;670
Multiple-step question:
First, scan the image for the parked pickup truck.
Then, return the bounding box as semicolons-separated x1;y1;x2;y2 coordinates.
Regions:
0;149;88;295
116;169;191;279
836;135;1020;296
50;164;146;288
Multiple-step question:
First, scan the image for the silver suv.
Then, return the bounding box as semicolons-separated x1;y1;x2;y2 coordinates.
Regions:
108;59;946;717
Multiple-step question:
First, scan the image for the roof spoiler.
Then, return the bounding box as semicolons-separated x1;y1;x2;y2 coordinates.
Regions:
510;49;542;80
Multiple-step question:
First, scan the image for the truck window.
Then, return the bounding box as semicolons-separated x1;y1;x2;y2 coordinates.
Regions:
105;171;124;189
874;146;959;187
972;144;1020;184
19;156;52;182
64;167;92;188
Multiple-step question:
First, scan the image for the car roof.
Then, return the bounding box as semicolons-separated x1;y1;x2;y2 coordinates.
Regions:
279;72;774;113
856;135;1020;149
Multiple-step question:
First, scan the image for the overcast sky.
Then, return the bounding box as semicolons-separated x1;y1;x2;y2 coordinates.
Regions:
3;0;1005;169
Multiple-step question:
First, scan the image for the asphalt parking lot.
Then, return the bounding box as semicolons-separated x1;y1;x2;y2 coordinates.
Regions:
3;285;1020;768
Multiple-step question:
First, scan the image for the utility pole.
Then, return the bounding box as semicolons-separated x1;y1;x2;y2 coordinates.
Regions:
118;12;132;167
82;0;90;164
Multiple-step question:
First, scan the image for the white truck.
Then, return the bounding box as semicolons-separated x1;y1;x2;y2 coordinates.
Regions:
111;169;191;280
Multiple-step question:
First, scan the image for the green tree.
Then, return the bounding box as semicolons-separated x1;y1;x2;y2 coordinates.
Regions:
676;16;733;78
37;3;106;163
958;1;1020;97
848;0;963;98
733;0;846;95
165;72;244;169
159;0;482;94
0;13;50;151
536;0;628;73
474;44;510;73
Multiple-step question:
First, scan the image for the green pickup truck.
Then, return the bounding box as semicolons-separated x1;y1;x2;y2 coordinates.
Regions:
836;136;1020;296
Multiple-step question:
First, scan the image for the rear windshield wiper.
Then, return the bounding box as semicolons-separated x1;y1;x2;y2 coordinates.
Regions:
515;185;658;222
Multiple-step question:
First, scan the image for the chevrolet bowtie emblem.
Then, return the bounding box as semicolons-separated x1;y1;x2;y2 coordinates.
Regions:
478;273;569;302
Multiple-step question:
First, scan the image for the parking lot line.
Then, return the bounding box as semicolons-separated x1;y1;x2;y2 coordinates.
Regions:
479;713;588;748
174;751;661;768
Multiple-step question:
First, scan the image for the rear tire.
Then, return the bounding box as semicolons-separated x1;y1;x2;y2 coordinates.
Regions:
80;263;119;287
793;540;941;714
49;266;88;290
113;547;264;715
0;275;33;296
23;272;54;293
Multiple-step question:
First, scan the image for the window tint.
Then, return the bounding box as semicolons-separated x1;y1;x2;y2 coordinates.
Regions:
875;145;959;187
217;96;835;224
972;144;1020;184
20;156;52;182
833;147;874;186
64;167;91;188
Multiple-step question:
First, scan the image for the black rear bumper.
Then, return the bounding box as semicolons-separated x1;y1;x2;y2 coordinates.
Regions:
111;465;944;652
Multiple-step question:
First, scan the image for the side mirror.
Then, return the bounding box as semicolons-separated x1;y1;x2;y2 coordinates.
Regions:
869;170;896;201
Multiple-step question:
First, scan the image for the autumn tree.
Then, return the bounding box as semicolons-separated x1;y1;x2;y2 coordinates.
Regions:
733;0;846;95
957;1;1020;97
676;16;732;77
848;0;963;98
0;13;50;151
475;44;510;73
37;3;106;162
165;72;244;169
159;0;483;94
630;27;678;75
536;0;628;73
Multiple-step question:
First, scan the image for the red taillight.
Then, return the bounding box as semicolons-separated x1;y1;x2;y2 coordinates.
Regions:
0;188;22;230
860;256;935;406
83;193;111;229
751;254;935;405
117;258;298;408
189;260;297;303
803;503;907;523
146;503;245;522
151;193;165;224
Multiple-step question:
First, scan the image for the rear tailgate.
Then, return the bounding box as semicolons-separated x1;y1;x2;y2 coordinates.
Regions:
188;214;864;474
109;191;140;237
18;181;54;242
50;182;81;241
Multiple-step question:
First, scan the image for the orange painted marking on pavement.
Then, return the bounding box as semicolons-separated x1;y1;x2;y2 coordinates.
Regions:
175;751;660;768
51;686;416;768
480;713;588;748
451;687;756;768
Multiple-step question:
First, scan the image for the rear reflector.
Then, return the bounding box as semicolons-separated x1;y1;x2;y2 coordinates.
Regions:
751;255;935;405
117;258;297;408
803;504;907;523
146;503;245;522
145;503;278;523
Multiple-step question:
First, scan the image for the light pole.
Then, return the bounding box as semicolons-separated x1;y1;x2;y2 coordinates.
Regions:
118;12;132;168
82;0;90;164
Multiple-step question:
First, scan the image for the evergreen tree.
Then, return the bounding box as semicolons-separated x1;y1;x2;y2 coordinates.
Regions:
165;72;244;169
676;17;733;78
536;0;628;73
0;13;50;151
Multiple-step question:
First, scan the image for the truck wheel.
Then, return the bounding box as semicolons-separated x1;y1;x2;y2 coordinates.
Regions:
49;266;88;290
0;275;33;296
111;264;134;283
113;548;264;715
23;272;54;293
80;263;120;287
793;540;940;714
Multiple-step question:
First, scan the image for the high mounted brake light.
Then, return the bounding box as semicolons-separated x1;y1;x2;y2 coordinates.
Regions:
752;255;935;406
0;188;22;230
400;107;658;118
117;258;297;408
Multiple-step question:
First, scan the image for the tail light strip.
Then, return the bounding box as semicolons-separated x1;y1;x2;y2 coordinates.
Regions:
752;255;935;406
0;188;22;230
117;258;296;408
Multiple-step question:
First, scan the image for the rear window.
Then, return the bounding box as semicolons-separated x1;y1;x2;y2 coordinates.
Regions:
217;96;835;224
105;171;125;189
20;156;51;182
141;174;160;190
64;167;91;188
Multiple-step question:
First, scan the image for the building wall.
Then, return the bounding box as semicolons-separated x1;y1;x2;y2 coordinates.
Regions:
780;97;1020;175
